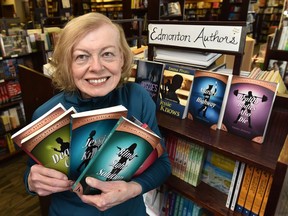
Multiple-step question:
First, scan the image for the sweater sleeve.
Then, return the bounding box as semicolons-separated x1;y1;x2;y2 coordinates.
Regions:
126;84;172;194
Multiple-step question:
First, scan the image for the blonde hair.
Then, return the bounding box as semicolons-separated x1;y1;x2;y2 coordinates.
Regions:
51;12;133;92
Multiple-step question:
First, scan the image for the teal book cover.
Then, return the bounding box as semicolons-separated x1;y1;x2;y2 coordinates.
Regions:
20;107;76;175
72;116;160;195
69;105;128;180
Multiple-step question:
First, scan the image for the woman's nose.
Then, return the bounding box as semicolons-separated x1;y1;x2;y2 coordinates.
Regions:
89;56;103;71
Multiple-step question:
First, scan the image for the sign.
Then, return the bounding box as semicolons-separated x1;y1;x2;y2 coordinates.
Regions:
148;23;244;52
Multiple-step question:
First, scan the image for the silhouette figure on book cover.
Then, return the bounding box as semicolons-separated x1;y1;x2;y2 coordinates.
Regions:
53;137;70;155
106;143;138;181
77;130;103;172
162;74;183;103
197;82;217;118
233;90;268;128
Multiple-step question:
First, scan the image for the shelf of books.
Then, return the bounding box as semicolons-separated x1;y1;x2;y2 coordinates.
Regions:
143;19;288;216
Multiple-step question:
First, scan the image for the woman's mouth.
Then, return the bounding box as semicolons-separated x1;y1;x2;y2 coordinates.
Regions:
88;77;108;84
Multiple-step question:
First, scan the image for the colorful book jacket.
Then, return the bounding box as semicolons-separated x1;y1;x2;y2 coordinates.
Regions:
188;70;232;129
135;59;165;103
68;105;128;180
20;107;76;175
158;63;195;119
201;150;236;195
72;116;160;195
221;76;278;144
11;103;66;147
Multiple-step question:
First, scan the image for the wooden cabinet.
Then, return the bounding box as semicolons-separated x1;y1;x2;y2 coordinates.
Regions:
146;18;288;215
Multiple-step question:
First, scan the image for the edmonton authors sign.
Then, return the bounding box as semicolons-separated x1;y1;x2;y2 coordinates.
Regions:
148;23;244;52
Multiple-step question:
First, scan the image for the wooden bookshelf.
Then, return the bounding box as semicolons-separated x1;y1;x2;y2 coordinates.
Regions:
146;9;288;214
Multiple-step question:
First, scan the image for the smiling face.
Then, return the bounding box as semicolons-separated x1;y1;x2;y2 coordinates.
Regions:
71;24;124;99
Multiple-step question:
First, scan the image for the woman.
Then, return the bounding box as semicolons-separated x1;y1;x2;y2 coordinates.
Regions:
24;13;171;215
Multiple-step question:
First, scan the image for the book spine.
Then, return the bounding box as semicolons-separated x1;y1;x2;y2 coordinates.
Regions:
250;171;270;216
226;160;240;208
242;167;262;216
184;142;194;183
192;145;205;187
230;162;246;211
188;144;199;185
235;164;254;213
259;175;273;216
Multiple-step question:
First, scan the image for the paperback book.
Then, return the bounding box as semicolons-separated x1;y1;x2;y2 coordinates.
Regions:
68;105;128;180
221;76;278;144
72;116;161;195
158;63;195;119
135;59;165;103
188;70;232;129
11;103;66;147
19;107;76;175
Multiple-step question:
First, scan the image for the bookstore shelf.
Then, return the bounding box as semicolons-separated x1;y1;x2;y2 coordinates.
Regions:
146;8;288;213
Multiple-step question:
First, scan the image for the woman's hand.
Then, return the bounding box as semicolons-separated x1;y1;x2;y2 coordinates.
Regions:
28;164;74;196
77;177;142;211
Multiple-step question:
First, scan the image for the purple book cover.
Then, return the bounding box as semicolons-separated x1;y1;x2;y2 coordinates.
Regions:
221;76;278;144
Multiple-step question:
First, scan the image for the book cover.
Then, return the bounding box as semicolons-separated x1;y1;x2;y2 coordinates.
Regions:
2;58;18;79
250;171;270;216
135;59;165;103
72;116;161;195
242;167;262;216
235;164;255;213
20;107;76;175
230;162;246;211
221;76;278;144
188;70;232;129
201;150;236;195
68;105;128;180
158;63;195;119
11;103;66;147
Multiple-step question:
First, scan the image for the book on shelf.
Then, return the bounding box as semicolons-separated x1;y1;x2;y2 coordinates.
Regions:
259;174;273;216
201;150;236;195
187;70;232;130
220;76;278;144
11;103;66;147
0;34;30;57
68;105;128;180
251;64;287;94
19;107;76;175
154;47;222;69
250;171;270;216
235;164;255;213
230;162;246;211
135;59;165;103
72;116;161;195
2;58;18;79
277;26;288;50
158;63;195;119
226;160;240;209
242;167;262;216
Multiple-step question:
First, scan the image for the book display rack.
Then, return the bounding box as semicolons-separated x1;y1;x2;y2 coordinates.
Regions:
146;10;288;215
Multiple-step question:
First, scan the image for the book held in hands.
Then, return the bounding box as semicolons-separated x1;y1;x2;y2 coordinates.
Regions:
72;116;161;195
68;105;128;180
19;107;76;175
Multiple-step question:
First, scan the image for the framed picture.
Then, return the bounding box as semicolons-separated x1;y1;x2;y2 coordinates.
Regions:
267;59;287;78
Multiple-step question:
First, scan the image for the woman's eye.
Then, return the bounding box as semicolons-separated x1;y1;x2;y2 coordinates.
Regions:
75;54;89;62
102;52;115;58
